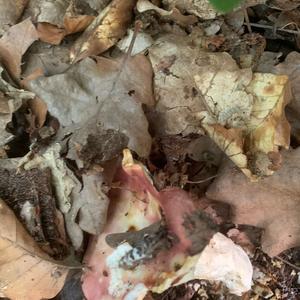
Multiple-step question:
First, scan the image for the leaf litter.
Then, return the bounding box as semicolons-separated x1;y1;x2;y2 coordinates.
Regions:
0;0;299;299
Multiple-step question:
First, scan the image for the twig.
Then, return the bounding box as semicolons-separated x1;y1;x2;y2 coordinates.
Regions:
243;5;252;33
186;175;218;184
275;255;300;271
245;22;300;35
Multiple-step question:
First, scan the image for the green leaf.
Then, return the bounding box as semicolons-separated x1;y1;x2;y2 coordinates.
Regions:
209;0;243;12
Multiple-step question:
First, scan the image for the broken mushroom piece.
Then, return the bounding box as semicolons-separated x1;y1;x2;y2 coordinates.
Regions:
81;150;231;299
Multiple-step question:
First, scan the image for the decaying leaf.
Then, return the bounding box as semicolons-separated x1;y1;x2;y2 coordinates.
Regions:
275;52;300;116
268;0;300;10
28;53;154;158
195;232;253;296
137;0;198;28
0;18;38;80
149;34;291;178
197;72;291;179
82;150;220;299
22;41;71;78
0;160;68;256
117;29;153;55
207;148;300;256
0;66;35;143
26;0;95;45
67;173;109;236
163;0;265;19
162;0;219;19
23;143;110;250
70;0;136;62
0;199;68;299
0;0;28;35
148;34;207;136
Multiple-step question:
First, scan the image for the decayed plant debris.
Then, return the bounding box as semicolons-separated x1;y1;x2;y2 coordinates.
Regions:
0;0;300;299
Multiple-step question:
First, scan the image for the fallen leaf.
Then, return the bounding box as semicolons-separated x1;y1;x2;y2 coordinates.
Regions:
27;0;69;26
0;0;28;35
70;0;136;62
22;41;71;78
67;172;109;236
194;232;253;296
28;53;154;158
148;34;207;136
23;143;111;250
0;66;35;143
137;0;198;28
207;148;300;256
268;0;300;10
36;22;66;45
27;97;48;129
0;160;68;256
0;18;38;80
197;72;291;179
275;52;300;116
0;199;68;299
162;0;219;19
27;0;95;45
148;34;291;178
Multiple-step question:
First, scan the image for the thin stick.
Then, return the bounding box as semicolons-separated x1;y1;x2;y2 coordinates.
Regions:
243;6;252;33
186;175;218;184
275;255;300;271
245;22;300;35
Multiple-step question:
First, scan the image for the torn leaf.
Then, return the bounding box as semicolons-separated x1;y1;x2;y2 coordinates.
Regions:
137;0;198;28
0;163;68;256
0;0;28;35
69;173;109;236
162;0;219;19
0;66;35;143
28;54;154;158
70;0;136;62
0;18;38;80
197;73;291;178
207;148;300;256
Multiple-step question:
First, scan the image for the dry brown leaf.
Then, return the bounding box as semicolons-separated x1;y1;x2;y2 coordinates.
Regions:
0;199;68;299
70;0;136;63
66;172;109;236
149;35;290;178
207;148;300;256
0;0;28;35
0;66;35;142
275;52;300;116
0;18;38;81
162;0;219;19
268;0;300;10
27;97;48;128
28;54;154;158
148;34;208;136
163;0;265;19
22;41;71;78
137;0;198;27
28;0;95;45
36;22;66;45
